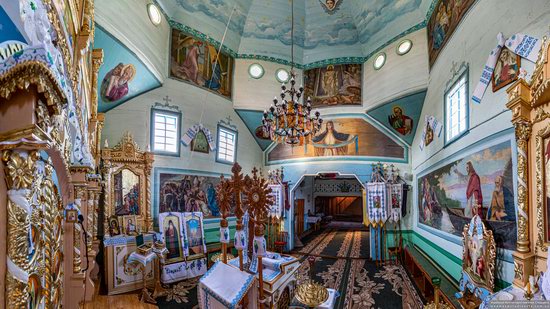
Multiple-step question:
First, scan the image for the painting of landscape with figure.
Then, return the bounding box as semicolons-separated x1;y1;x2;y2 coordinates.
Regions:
158;172;227;218
417;140;517;250
303;64;362;108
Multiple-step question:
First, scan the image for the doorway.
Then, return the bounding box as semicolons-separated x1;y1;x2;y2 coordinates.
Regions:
315;196;363;222
295;199;304;236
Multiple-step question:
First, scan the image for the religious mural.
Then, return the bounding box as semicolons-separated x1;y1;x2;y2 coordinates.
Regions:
303;64;361;107
100;63;136;102
388;106;413;136
94;26;161;112
492;48;520;92
168;0;430;64
158;172;224;218
319;0;343;14
418;140;516;249
267;117;405;163
427;0;476;68
170;28;234;98
367;91;426;145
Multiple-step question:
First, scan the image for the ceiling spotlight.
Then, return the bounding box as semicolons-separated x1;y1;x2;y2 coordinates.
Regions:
397;39;413;55
248;63;264;79
373;53;386;70
147;3;162;26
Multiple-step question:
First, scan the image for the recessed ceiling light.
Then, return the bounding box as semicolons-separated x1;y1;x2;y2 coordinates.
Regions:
276;68;290;83
396;39;413;55
373;53;386;70
248;63;264;79
147;3;162;26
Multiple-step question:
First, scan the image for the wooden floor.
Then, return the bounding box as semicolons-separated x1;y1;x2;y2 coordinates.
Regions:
83;292;159;309
83;280;159;309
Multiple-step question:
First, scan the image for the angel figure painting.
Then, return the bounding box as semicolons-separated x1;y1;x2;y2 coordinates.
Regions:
319;0;343;14
170;28;233;98
303;64;361;107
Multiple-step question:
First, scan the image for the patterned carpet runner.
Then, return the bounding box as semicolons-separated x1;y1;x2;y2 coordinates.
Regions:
155;228;423;309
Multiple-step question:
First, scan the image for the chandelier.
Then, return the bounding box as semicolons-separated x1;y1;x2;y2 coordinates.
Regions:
261;0;323;145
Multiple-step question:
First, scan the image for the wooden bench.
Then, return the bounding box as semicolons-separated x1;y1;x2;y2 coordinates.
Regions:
404;245;460;308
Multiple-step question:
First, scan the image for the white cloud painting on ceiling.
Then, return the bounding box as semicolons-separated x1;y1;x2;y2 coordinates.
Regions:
158;0;433;64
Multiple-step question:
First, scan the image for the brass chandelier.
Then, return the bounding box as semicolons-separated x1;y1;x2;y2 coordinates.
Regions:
261;0;323;145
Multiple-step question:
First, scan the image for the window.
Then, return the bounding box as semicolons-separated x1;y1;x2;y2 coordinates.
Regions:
216;126;237;164
373;53;386;70
275;68;290;83
151;109;181;155
445;71;469;144
396;39;413;55
248;63;264;79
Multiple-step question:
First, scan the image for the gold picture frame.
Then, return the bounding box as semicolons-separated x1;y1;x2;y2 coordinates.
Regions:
102;132;154;236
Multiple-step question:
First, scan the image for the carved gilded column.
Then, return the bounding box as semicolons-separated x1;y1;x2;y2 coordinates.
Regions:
145;152;154;231
2;150;37;308
1;149;64;308
506;79;535;288
72;184;87;274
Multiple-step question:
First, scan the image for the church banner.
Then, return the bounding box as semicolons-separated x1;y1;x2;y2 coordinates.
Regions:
417;139;516;250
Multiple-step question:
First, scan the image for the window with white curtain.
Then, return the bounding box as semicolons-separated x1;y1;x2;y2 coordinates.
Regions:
445;72;468;144
216;126;237;164
152;109;180;155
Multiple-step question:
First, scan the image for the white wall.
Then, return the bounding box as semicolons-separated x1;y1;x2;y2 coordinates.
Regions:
363;28;430;111
102;79;263;175
95;0;170;81
233;59;303;111
411;0;550;284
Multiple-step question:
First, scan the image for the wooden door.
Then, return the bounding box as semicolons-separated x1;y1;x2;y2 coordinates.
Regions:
295;199;305;236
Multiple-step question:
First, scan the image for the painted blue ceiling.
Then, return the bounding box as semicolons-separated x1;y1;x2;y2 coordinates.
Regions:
366;90;427;145
235;109;273;150
158;0;433;65
94;25;161;113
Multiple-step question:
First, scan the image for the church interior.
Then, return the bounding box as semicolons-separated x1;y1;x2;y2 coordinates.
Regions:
2;0;550;308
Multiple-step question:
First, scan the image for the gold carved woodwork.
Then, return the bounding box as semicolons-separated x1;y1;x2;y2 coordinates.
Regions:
2;150;64;308
506;34;550;287
102;132;154;234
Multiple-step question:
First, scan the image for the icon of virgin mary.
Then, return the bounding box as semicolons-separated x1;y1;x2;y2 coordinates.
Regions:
312;120;350;156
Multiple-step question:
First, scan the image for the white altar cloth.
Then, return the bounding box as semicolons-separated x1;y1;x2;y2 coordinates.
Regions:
127;251;156;267
199;261;258;309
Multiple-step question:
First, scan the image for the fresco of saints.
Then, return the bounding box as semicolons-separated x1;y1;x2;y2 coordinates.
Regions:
164;219;181;260
432;3;450;50
388;106;413;135
487;176;515;221
454;161;483;218
322;65;338;97
312;120;350;156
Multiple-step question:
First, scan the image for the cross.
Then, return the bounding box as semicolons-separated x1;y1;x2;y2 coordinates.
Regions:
225;116;232;123
450;61;458;76
162;96;172;105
